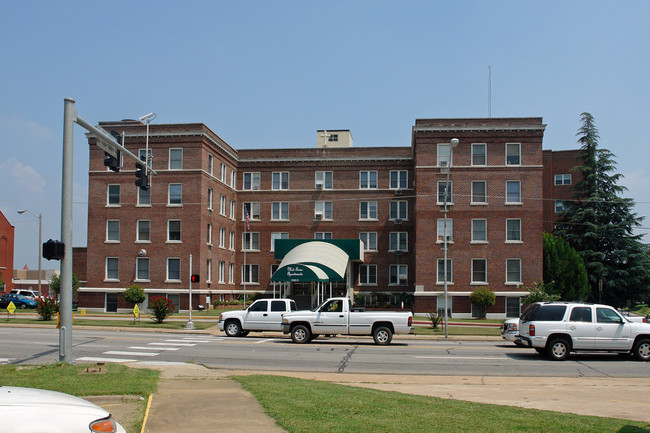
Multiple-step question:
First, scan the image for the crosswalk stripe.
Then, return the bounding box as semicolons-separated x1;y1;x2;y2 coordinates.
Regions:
150;342;196;346
130;346;180;351
104;351;159;357
76;356;136;363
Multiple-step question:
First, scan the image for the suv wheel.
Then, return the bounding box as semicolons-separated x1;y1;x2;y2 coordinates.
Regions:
546;337;571;361
225;320;242;337
633;339;650;362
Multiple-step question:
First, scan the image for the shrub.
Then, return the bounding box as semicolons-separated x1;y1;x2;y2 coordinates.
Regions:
469;286;496;319
36;296;59;321
149;296;176;324
521;282;561;304
427;312;444;329
123;285;146;305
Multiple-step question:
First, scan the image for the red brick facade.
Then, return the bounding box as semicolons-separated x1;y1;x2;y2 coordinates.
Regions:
0;210;15;292
78;118;579;317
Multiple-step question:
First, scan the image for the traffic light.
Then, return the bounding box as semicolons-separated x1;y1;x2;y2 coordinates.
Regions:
191;274;200;283
103;151;121;172
43;239;65;261
135;158;149;191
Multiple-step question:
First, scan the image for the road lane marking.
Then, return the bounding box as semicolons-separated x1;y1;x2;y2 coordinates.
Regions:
104;351;159;357
130;346;180;351
76;357;136;363
149;342;196;347
416;356;508;360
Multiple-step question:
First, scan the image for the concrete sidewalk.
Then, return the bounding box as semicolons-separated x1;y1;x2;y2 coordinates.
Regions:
132;363;650;433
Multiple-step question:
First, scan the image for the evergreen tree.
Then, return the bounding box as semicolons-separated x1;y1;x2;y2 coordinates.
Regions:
555;113;650;306
542;233;589;301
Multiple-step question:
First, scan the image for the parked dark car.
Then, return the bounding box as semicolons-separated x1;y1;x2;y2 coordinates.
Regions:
0;293;38;309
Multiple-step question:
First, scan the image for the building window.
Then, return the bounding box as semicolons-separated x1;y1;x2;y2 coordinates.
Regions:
389;201;407;220
271;232;289;251
390;171;408;189
137;220;150;242
217;195;225;215
230;169;236;189
106;220;120;242
315;201;332;220
168;220;181;242
220;163;227;183
506;258;522;284
471;143;486;166
242;264;259;284
107;184;120;206
506;143;521;165
219;227;226;248
167;258;181;281
219;261;225;283
169;149;183;170
359;171;377;189
471;181;487;204
207;188;213;211
228;263;234;283
389;232;408;251
105;257;119;281
328;134;338;142
505;181;521;204
272;202;289;220
437;219;453;242
243;232;260;250
314;232;332;240
359;264;377;285
437;259;453;283
243;202;260;220
229;231;235;250
359;232;377;251
230;200;236;220
471;219;487;242
554;174;572;185
472;259;487;284
137;187;150;206
168;184;182;205
555;200;565;213
139;149;153;169
389;264;408;285
272;172;289;190
506;219;522;242
437;181;453;204
243;172;260;190
359;201;378;220
315;171;333;189
437;143;453;167
208;154;214;176
136;257;150;281
207;223;212;245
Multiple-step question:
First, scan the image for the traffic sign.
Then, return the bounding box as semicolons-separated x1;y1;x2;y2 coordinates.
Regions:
7;301;16;315
133;304;140;318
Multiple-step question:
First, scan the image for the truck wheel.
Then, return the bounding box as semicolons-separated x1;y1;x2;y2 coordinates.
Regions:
633;339;650;362
373;326;393;345
546;337;570;361
291;325;311;344
225;320;242;337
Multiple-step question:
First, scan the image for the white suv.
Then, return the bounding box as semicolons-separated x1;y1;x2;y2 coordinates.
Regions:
518;301;650;361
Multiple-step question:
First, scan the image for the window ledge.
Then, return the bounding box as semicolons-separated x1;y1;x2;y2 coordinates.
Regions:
271;219;290;222
505;282;522;286
105;240;120;244
470;282;488;285
470;202;489;206
165;280;182;284
358;283;378;287
435;282;454;286
504;202;523;206
359;218;379;222
167;204;183;208
135;240;151;244
470;241;488;244
134;279;150;283
103;279;120;283
505;240;523;244
135;204;152;208
166;240;182;244
106;205;121;208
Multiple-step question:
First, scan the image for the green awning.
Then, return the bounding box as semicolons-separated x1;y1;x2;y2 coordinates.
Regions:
271;240;363;283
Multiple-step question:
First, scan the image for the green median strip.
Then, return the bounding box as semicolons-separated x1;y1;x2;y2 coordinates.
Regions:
233;375;650;433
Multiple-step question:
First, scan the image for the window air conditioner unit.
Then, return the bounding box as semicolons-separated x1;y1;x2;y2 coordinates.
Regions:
395;218;403;224
399;276;408;283
394;250;402;256
439;160;448;167
315;183;323;189
315;213;323;220
395;189;403;196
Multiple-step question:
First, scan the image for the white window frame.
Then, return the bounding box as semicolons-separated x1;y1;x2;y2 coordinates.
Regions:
359;201;378;220
471;180;487;204
243;202;260;220
315;201;332;220
242;264;259;284
166;258;181;282
207;188;213;211
506;143;521;166
218;261;225;284
437;143;453;167
359;264;377;285
220;163;227;183
505;180;522;204
315;171;333;189
359;171;378;189
359;232;377;251
219;195;226;216
137;186;151;207
389;264;408;285
230;169;236;189
243;172;260;190
169;148;183;170
168;183;182;205
271;232;289;251
230;200;236;220
136;220;150;243
208;154;214;176
554;174;572;185
471;143;486;166
471;219;487;243
107;184;120;206
219;227;226;248
106;220;120;242
243;232;260;251
136;257;150;282
206;222;212;246
229;231;235;251
389;200;408;220
389;170;408;189
272;202;289;220
272;172;289;190
437;218;453;243
228;263;234;284
506;258;522;284
471;258;487;284
105;257;119;281
436;259;453;284
314;232;333;240
437;181;453;205
389;232;408;252
555;200;565;213
506;219;522;243
167;220;181;242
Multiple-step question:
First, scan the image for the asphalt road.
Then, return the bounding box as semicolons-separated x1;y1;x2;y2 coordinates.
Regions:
1;326;649;377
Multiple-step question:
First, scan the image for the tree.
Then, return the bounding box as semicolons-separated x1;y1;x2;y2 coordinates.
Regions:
123;285;146;306
543;233;589;301
521;282;560;304
49;273;80;297
469;287;495;318
555;113;650;306
149;296;176;324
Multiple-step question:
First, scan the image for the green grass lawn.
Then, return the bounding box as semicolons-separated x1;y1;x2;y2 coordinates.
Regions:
233;375;650;433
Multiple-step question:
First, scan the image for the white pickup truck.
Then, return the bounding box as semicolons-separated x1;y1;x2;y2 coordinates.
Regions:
281;297;413;345
218;298;297;337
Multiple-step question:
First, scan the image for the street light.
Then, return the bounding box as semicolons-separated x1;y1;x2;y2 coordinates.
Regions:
17;209;42;297
138;113;156;174
441;138;459;338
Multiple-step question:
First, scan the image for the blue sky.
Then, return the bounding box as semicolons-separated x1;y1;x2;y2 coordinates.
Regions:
2;1;649;269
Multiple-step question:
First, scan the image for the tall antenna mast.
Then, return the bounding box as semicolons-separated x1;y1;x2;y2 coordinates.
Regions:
488;66;492;118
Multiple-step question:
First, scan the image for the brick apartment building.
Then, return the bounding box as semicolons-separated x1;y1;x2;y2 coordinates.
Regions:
79;117;579;317
0;210;15;292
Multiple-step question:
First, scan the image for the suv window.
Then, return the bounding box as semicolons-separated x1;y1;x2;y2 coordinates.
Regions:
569;307;592;322
271;301;286;312
596;308;622;323
248;300;268;312
522;304;567;322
